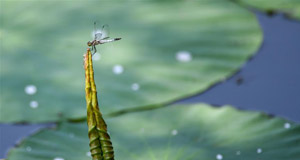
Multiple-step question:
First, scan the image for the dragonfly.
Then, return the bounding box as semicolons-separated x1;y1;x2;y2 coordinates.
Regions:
87;22;121;55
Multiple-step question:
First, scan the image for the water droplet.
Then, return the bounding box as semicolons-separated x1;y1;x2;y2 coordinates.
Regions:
284;122;291;129
86;151;91;157
29;101;39;109
25;85;37;95
131;83;140;91
93;52;101;61
113;65;124;74
26;146;32;152
216;154;223;160
53;157;64;160
171;129;178;136
176;51;192;62
236;151;241;155
257;148;262;153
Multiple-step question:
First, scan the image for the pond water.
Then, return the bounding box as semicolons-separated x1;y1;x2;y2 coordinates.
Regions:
1;12;299;158
179;12;300;122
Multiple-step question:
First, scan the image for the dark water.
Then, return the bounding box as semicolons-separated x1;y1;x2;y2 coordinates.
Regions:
179;12;300;122
0;124;47;158
1;12;300;158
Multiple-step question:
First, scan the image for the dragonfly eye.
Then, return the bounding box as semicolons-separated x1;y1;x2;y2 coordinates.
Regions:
87;41;92;46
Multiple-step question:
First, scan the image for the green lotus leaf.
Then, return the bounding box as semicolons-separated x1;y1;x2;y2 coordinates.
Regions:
234;0;300;19
0;0;262;122
7;104;300;160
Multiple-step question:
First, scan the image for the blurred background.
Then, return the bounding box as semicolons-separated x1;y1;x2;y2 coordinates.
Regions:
1;0;300;159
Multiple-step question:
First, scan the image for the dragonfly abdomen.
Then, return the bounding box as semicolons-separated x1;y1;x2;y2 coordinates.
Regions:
99;38;121;44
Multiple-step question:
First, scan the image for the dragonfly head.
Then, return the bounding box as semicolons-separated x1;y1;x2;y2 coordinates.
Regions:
87;41;93;46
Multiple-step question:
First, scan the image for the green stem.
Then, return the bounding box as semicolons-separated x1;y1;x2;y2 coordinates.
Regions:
84;48;114;160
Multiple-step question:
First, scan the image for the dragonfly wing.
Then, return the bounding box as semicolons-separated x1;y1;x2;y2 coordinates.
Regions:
100;24;110;39
95;32;102;41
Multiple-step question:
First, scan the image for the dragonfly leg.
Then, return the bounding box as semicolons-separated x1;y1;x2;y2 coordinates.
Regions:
90;46;94;52
91;45;95;55
93;46;97;56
